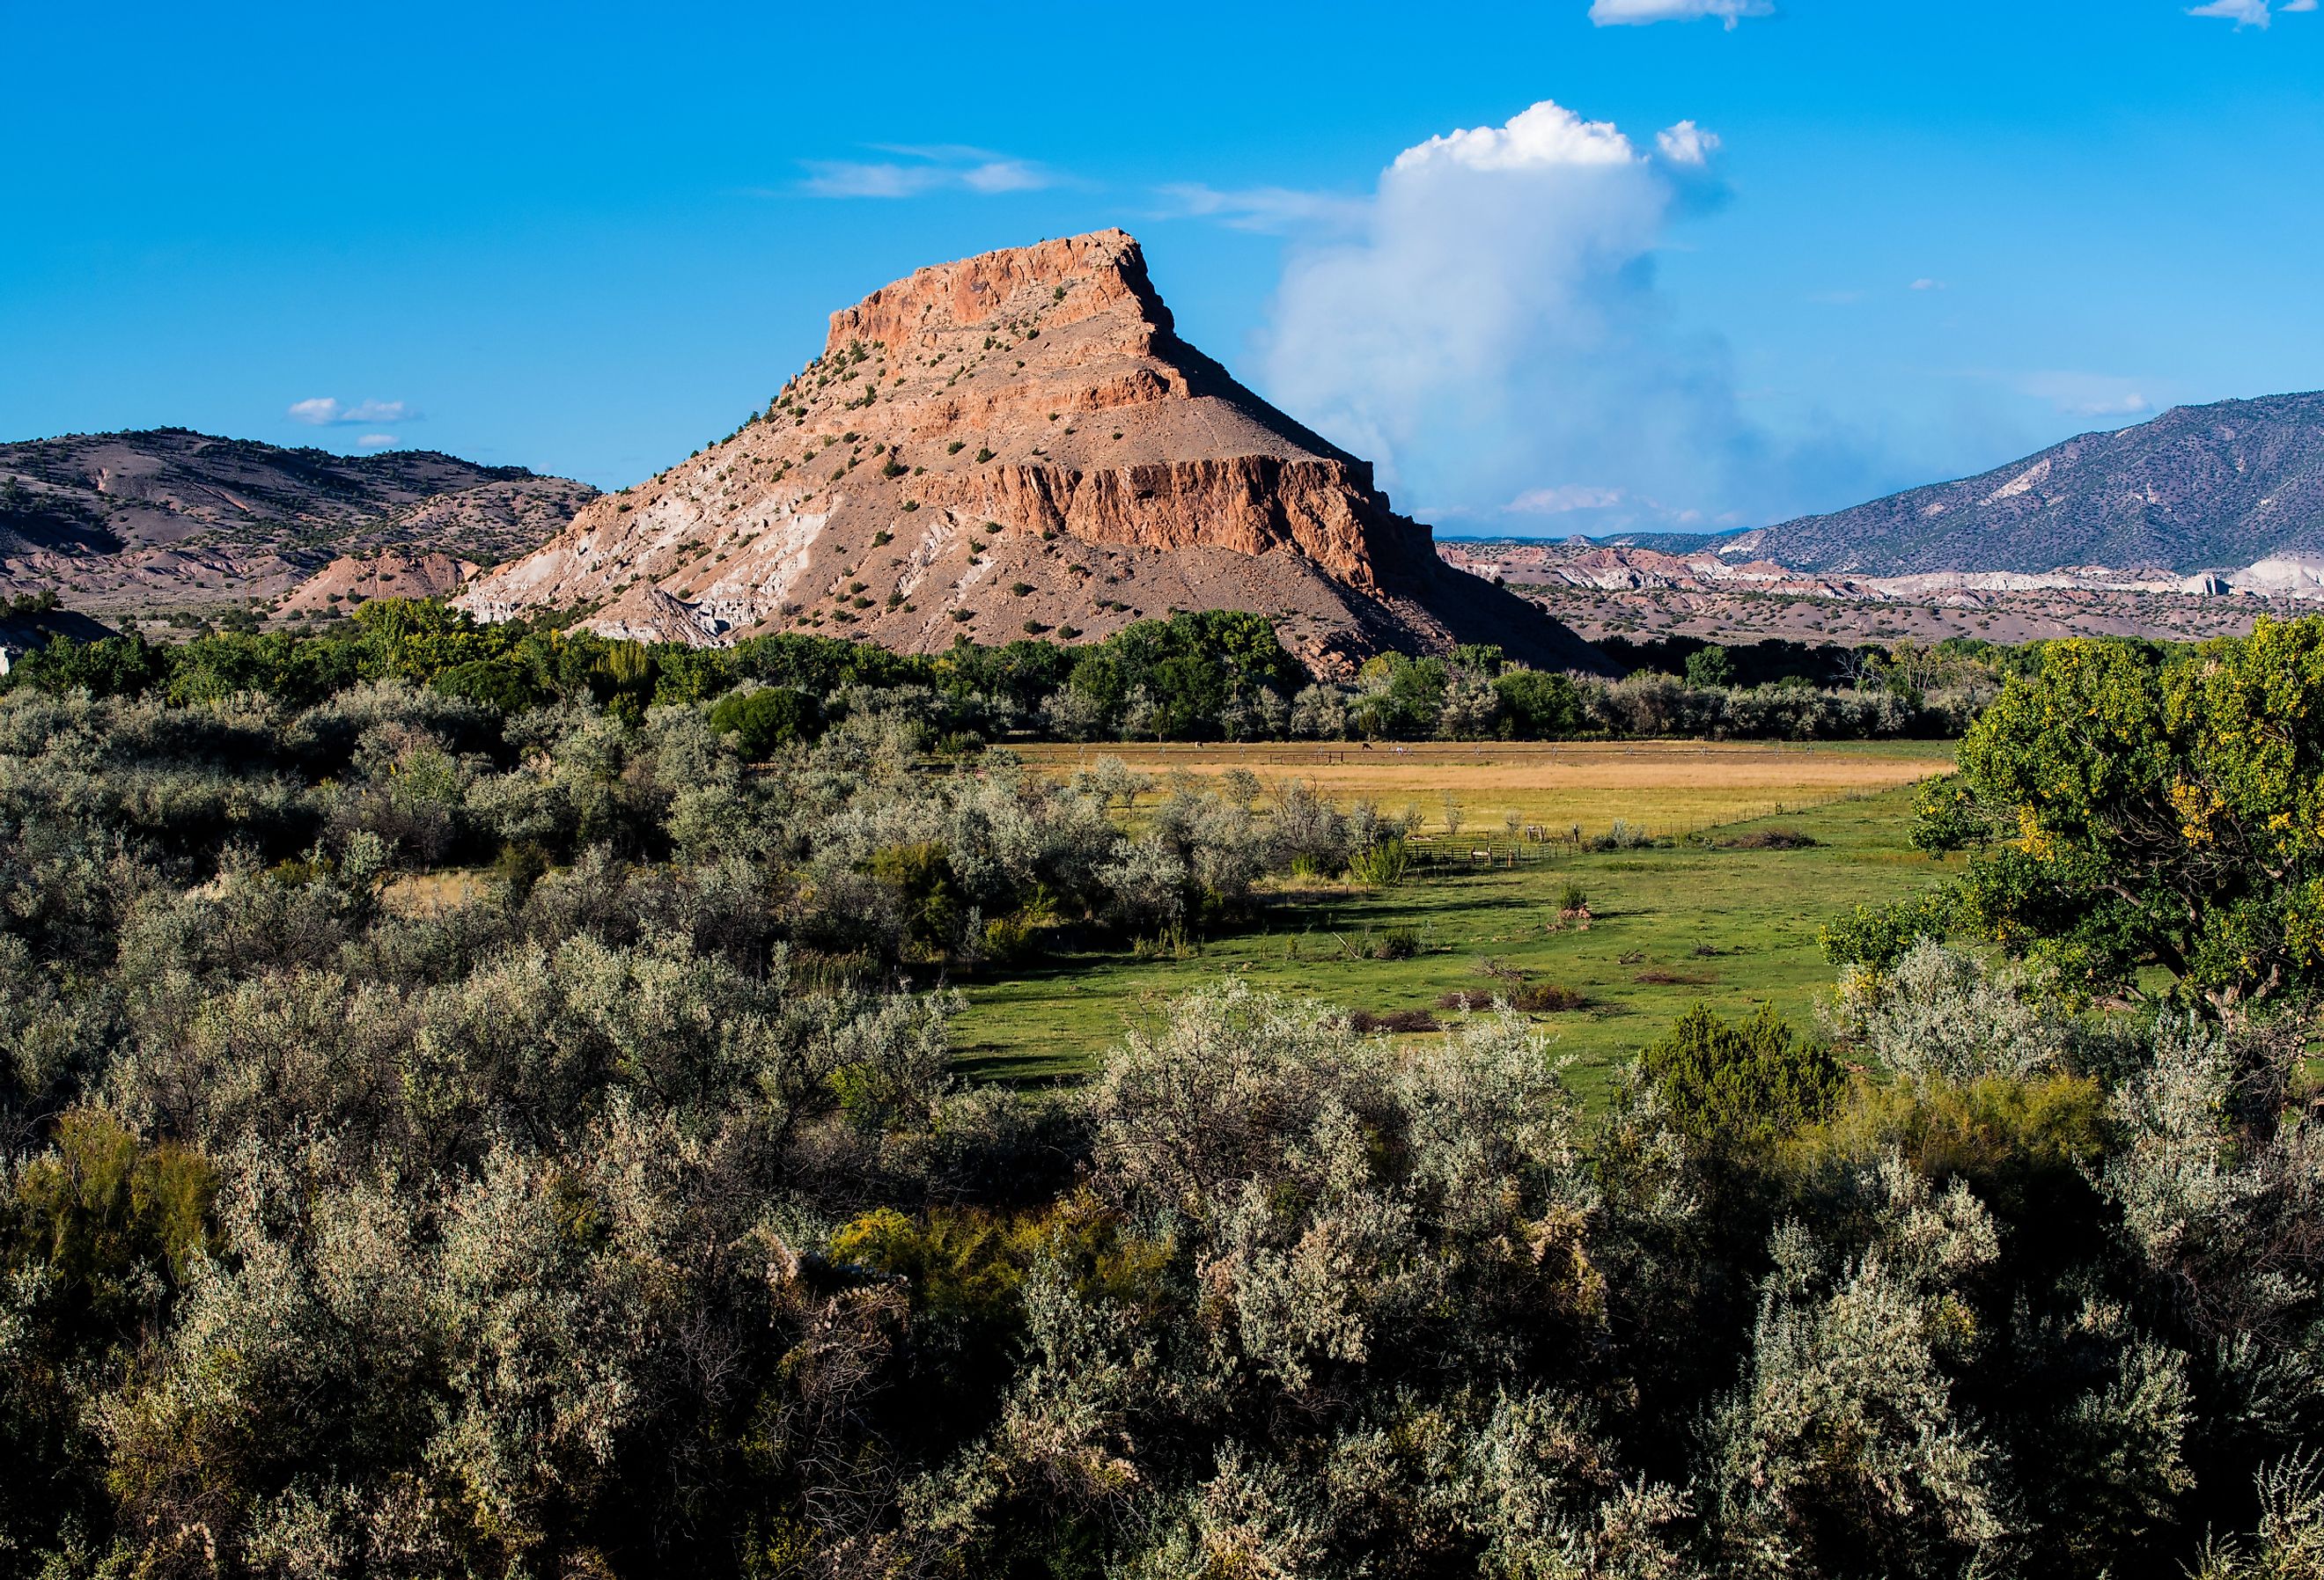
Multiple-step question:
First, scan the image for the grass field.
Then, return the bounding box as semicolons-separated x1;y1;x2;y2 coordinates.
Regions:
1006;739;1955;841
952;742;1960;1102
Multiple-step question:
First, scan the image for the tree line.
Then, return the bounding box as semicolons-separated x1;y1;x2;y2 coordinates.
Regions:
6;599;2003;746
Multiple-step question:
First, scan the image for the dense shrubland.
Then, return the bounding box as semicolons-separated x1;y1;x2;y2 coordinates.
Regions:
5;619;2324;1577
8;599;1991;745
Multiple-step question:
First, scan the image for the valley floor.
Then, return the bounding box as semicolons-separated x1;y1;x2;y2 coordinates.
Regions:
953;747;1959;1097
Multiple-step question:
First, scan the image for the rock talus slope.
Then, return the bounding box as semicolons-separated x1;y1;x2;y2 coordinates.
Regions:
459;230;1603;674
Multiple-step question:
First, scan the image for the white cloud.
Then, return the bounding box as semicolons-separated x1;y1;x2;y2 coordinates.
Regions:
799;144;1057;199
355;434;399;450
1909;277;1947;291
1392;101;1636;173
1655;121;1721;166
1509;485;1628;514
1590;0;1775;27
1248;99;1828;530
2188;0;2274;25
286;397;415;427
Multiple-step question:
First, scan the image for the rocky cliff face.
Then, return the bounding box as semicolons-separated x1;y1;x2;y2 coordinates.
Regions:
458;230;1602;674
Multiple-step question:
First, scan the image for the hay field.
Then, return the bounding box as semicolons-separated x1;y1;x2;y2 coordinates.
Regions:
1007;739;1955;841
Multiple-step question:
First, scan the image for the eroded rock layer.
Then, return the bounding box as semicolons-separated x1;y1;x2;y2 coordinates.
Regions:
459;229;1603;675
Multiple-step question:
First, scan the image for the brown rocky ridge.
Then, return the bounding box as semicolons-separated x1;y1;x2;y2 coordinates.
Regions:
457;230;1605;675
277;550;481;617
0;428;596;618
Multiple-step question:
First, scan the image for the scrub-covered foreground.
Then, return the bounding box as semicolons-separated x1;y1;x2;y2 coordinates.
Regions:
4;619;2324;1578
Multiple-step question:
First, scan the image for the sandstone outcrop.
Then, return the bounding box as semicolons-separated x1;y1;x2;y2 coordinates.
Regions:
458;230;1604;674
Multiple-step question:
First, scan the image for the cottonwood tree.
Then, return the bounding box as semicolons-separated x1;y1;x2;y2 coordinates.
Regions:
1914;621;2324;1012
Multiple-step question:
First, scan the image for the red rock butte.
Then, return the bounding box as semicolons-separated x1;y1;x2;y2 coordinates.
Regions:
458;229;1603;675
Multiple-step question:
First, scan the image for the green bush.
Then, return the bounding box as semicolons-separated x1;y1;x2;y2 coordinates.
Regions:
11;1110;216;1335
1348;836;1414;888
1820;886;1955;970
1364;925;1421;960
1641;1002;1842;1152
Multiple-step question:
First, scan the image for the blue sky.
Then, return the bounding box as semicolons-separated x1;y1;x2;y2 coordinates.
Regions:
4;0;2319;536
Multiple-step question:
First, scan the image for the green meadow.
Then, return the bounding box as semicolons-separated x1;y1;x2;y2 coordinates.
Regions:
952;751;1961;1100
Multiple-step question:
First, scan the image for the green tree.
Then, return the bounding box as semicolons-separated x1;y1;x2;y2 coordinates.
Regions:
1916;621;2324;1011
431;657;536;714
708;685;818;758
1685;644;1735;688
1493;667;1583;738
863;841;964;954
4;633;165;697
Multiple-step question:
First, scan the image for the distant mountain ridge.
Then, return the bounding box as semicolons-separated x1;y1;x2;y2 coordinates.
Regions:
1736;392;2324;576
0;428;596;614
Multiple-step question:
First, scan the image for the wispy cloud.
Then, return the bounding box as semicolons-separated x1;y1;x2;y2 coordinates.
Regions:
1589;0;1775;27
2188;0;2313;26
1499;485;1715;532
798;143;1057;199
1153;182;1368;234
2020;371;2154;419
355;434;399;450
1509;485;1629;515
287;397;416;427
1909;277;1947;291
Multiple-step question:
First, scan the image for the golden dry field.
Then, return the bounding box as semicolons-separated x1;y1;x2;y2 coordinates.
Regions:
1006;739;1957;841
